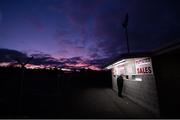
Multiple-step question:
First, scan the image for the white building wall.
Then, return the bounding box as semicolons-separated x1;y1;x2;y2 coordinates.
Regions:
108;57;159;115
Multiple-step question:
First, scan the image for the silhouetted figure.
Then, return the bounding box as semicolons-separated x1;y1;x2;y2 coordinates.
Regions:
117;75;124;97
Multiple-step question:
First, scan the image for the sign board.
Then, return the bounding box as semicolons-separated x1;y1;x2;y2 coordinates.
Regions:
124;59;136;75
112;65;125;75
135;57;153;75
117;65;125;75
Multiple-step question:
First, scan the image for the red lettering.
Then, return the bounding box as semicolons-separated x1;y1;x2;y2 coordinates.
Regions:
145;67;148;73
137;67;152;74
140;68;143;73
148;67;152;73
137;68;140;74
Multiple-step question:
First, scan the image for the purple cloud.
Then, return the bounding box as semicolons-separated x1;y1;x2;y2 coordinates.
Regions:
0;48;102;69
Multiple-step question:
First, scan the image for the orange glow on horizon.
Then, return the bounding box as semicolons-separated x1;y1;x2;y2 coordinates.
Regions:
0;62;101;71
88;65;101;71
25;64;45;69
65;63;88;67
0;62;11;67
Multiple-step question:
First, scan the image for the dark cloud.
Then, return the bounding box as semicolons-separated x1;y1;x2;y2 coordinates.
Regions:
89;53;101;59
87;57;112;68
52;0;110;56
0;48;28;62
30;53;62;65
52;0;128;58
59;57;84;64
0;49;101;69
0;49;62;66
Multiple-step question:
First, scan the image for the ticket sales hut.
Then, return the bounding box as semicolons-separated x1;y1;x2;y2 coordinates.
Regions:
105;53;159;115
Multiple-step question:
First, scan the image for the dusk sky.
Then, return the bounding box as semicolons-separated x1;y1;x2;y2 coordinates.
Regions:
0;0;180;69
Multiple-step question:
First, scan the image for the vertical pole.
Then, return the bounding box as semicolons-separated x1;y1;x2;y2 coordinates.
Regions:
125;27;130;53
122;13;130;54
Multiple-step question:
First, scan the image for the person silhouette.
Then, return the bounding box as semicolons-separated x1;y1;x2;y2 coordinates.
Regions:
117;74;124;97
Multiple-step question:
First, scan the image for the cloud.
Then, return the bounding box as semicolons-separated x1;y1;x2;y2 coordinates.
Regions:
30;53;62;65
0;48;28;62
59;56;83;64
51;0;110;59
87;57;112;68
0;48;103;69
52;0;128;59
0;49;60;66
3;0;178;68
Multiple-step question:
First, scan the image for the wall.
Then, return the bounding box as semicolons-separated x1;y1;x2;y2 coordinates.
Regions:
110;57;159;115
152;48;180;117
122;75;159;114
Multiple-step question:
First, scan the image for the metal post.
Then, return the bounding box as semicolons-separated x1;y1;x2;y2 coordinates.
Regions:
125;27;130;53
122;13;130;54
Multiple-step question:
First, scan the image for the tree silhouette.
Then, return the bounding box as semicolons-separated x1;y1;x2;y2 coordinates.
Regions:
14;56;34;69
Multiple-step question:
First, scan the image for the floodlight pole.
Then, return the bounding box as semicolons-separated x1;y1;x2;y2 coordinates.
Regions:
122;13;130;54
125;27;130;54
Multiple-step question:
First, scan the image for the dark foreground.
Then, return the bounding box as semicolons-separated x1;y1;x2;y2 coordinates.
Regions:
0;67;157;118
0;88;157;118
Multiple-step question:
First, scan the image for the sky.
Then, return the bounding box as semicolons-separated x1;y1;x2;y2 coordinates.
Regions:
0;0;180;69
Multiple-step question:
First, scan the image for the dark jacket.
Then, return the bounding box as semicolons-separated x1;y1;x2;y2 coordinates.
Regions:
117;75;124;97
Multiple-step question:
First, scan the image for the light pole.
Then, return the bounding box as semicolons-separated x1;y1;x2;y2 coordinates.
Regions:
122;13;130;54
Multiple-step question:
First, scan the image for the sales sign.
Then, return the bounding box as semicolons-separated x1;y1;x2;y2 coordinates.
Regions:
135;57;153;75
